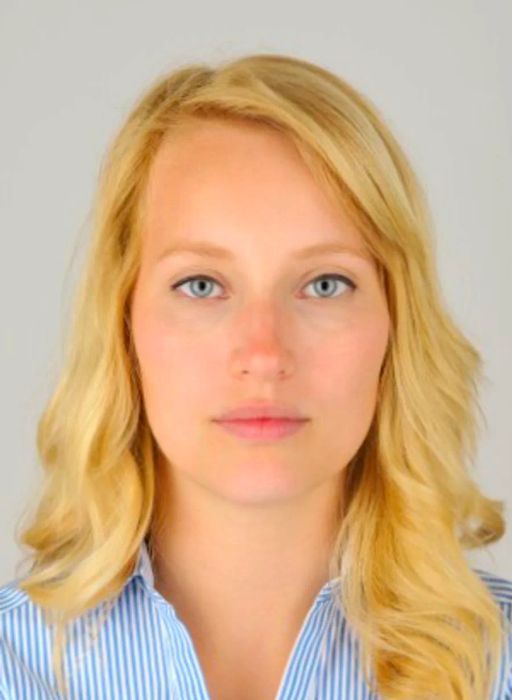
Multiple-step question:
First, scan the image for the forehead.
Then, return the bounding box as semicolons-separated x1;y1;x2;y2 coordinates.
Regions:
141;118;369;259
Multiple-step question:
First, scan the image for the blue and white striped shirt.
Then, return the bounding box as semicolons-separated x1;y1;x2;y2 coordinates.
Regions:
1;540;511;699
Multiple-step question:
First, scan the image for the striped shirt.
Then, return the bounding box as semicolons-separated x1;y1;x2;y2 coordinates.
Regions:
0;540;511;699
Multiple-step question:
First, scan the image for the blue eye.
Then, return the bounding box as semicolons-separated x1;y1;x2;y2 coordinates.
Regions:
306;274;356;298
170;273;356;300
171;275;223;299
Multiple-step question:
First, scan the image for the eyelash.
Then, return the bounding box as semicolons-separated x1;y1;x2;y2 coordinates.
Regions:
170;273;357;301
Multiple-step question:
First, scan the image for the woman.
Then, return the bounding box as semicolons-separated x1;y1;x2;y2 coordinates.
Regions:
1;53;511;699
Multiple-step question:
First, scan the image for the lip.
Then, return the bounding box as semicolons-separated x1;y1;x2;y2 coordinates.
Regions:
214;417;308;441
214;403;308;421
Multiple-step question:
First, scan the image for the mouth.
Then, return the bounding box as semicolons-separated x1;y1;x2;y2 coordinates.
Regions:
214;402;308;421
213;417;309;441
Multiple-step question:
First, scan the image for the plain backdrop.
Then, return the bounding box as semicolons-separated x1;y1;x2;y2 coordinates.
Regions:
1;1;510;585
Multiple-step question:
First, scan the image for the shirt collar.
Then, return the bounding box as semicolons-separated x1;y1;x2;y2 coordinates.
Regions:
130;538;155;588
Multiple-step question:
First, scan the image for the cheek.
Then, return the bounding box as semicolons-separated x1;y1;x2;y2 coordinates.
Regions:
132;309;220;421
303;320;388;470
310;318;388;416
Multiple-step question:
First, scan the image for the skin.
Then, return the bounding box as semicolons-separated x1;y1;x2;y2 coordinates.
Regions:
129;117;390;699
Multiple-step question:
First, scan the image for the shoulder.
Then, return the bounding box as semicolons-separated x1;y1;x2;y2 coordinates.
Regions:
0;578;32;619
472;566;512;642
472;567;512;696
472;566;512;616
0;576;142;698
0;579;35;691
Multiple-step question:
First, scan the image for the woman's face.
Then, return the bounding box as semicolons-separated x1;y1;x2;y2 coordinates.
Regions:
130;118;389;506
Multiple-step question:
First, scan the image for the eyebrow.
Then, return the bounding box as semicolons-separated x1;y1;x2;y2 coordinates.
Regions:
156;240;372;263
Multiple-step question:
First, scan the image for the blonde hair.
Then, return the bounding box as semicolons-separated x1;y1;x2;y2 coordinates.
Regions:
15;52;509;698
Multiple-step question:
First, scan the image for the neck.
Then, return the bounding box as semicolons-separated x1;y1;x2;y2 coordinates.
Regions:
147;457;344;646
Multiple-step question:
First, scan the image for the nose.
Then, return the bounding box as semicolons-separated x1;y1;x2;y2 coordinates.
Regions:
231;300;294;380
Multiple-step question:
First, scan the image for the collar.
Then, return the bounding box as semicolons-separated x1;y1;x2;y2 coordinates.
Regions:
129;538;155;588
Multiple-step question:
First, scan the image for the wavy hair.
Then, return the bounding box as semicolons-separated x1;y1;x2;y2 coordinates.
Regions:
15;52;508;698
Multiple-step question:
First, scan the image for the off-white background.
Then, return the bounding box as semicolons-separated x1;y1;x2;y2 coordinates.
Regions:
1;1;510;585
